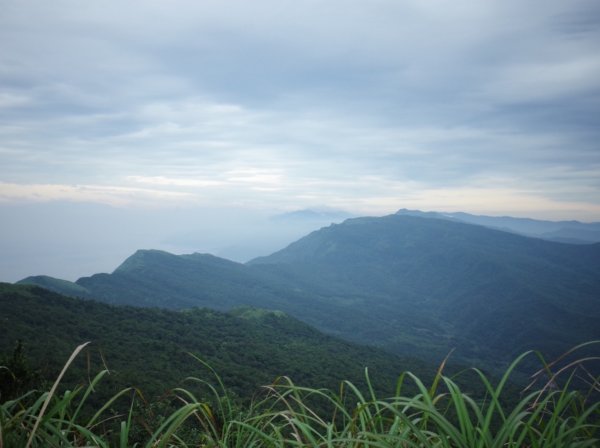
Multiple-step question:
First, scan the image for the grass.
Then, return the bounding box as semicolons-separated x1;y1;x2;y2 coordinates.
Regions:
1;343;598;447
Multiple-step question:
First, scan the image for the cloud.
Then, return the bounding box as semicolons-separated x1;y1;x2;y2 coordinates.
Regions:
0;0;599;220
0;182;193;206
126;175;225;188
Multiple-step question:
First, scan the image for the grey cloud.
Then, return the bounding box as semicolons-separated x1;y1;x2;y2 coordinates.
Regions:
0;0;599;215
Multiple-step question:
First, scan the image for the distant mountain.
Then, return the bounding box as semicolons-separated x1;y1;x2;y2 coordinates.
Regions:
75;250;288;309
18;250;335;328
19;214;600;372
396;209;600;244
0;283;430;401
17;274;92;298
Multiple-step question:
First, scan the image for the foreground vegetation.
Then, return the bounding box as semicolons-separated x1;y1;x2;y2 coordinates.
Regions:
1;342;598;447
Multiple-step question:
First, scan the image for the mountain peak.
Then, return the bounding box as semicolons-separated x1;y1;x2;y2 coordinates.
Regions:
113;249;178;273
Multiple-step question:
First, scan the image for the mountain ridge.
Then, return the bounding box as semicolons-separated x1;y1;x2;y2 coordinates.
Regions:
395;208;600;244
17;213;600;372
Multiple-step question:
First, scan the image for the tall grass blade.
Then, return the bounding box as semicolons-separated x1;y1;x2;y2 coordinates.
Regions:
25;341;90;448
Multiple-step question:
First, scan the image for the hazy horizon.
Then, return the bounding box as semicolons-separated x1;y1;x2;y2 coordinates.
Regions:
3;204;600;283
2;1;599;281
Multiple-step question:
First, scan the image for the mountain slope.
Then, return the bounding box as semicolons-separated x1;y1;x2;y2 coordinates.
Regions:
19;250;304;311
18;250;344;332
18;214;600;371
249;215;600;365
76;250;283;309
17;274;92;298
0;283;431;401
396;208;600;243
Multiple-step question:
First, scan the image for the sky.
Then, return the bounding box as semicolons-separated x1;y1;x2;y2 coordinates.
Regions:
1;0;600;281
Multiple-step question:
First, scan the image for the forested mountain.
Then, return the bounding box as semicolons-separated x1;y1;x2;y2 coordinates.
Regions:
19;250;323;319
395;208;600;244
250;215;600;365
31;250;292;310
18;214;600;372
0;283;431;402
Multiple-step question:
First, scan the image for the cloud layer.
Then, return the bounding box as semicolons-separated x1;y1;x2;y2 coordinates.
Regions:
1;0;599;218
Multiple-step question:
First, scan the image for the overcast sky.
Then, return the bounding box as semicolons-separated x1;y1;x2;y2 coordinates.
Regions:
1;0;600;280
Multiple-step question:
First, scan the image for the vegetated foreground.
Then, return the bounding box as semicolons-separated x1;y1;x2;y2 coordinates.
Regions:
1;284;598;446
1;340;598;447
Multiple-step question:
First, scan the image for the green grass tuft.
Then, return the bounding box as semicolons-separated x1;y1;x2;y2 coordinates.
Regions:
1;343;598;447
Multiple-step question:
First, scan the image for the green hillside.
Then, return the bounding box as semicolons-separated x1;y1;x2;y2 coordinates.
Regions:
20;250;310;311
250;215;600;365
17;274;92;298
0;283;430;403
18;214;600;372
18;251;341;340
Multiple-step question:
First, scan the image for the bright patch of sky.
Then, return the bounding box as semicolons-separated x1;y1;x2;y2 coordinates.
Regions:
1;0;599;280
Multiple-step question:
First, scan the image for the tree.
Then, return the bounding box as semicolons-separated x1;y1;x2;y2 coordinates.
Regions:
0;340;40;402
